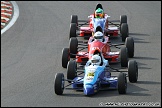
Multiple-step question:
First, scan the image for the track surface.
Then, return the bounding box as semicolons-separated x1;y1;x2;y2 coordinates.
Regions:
1;1;161;107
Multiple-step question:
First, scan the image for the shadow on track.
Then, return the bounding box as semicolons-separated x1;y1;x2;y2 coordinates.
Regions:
60;81;153;97
129;33;150;36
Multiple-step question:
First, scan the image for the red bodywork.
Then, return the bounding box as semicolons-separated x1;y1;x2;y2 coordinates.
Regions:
76;36;120;63
79;14;119;37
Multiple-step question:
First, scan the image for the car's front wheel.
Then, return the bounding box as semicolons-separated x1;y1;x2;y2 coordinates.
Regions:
118;72;127;94
121;23;129;42
62;48;70;68
54;73;64;95
125;37;134;58
128;60;138;83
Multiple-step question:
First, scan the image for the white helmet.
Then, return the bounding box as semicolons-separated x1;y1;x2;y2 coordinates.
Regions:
93;31;104;42
91;54;101;66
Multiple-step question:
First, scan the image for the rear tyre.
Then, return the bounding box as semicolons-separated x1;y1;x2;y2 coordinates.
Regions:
118;73;127;94
71;15;78;26
69;23;77;39
54;73;64;95
128;60;138;83
121;23;129;42
62;48;70;68
120;15;127;24
120;47;128;67
69;37;78;58
120;15;127;32
67;60;77;82
125;37;134;58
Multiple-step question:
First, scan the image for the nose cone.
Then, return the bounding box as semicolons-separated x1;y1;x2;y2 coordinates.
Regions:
84;84;94;95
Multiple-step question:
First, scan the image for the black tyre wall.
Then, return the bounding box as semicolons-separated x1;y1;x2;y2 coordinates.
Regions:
125;37;134;58
54;73;64;95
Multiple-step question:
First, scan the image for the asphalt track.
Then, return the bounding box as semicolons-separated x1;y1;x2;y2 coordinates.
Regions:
1;1;161;107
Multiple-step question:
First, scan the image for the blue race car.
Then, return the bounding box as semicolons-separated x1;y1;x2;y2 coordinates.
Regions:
54;51;138;96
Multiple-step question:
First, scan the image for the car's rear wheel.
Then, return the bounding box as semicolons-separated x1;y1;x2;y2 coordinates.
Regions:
120;15;127;24
120;15;127;32
125;37;134;58
67;60;77;83
71;15;78;27
54;73;64;95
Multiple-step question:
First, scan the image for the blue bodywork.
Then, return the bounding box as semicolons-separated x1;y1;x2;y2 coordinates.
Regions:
92;18;106;32
71;63;118;95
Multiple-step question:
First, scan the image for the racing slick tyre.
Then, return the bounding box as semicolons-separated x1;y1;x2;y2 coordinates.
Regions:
71;15;78;27
120;15;127;32
54;73;64;95
121;23;129;42
69;37;78;58
67;60;77;83
128;60;138;83
120;15;127;24
125;37;134;58
69;23;77;39
118;73;127;94
62;48;70;68
120;47;128;67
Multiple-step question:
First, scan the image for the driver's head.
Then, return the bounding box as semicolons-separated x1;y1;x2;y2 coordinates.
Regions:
93;31;104;42
91;54;101;66
95;8;104;18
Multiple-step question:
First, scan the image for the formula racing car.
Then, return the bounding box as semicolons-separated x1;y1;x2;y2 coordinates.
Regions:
69;3;128;42
54;50;138;96
62;31;134;68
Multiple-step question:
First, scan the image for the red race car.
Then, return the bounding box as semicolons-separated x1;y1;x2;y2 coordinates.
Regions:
62;31;134;68
69;3;128;42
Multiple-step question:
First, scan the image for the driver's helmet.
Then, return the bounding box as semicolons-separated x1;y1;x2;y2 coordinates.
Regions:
93;31;104;42
91;54;101;66
95;8;104;18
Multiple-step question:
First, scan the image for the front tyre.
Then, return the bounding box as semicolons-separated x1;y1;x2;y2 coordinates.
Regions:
121;23;129;42
125;37;134;58
128;60;138;83
62;48;70;68
118;73;127;94
54;73;64;95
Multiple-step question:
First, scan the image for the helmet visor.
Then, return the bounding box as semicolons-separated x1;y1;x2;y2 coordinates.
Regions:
95;13;102;18
94;36;103;39
92;59;99;63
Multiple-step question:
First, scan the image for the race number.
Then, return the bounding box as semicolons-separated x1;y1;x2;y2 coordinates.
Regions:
87;72;95;76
